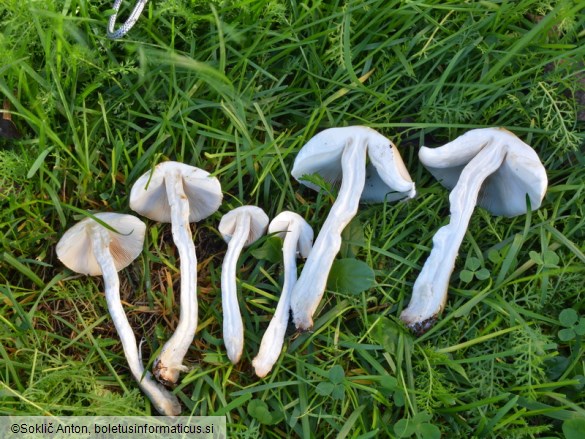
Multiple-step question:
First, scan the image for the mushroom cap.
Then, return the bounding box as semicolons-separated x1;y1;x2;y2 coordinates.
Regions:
291;126;415;202
129;161;222;223
419;128;548;217
268;211;314;258
219;206;269;247
56;212;146;276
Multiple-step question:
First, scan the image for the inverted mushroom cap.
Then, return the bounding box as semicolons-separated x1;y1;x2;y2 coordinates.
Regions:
291;126;415;202
219;206;269;247
268;211;313;258
129;161;223;223
419;128;548;217
56;212;146;276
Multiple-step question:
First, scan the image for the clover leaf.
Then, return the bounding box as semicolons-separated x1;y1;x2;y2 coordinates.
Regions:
379;375;405;407
488;248;505;264
316;365;346;401
529;249;560;268
394;412;440;439
460;256;490;283
558;308;585;342
563;418;585;439
247;399;281;425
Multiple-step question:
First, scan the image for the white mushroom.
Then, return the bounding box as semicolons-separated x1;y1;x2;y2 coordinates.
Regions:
252;211;313;378
400;128;548;333
219;206;269;364
129;161;222;384
56;212;181;416
290;126;416;330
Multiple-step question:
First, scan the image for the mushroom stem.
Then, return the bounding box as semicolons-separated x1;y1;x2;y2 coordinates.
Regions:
291;141;367;330
252;224;301;377
400;141;507;333
153;171;197;384
90;224;181;416
221;213;251;364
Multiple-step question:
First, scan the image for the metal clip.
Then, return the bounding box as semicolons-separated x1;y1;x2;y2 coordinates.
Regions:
107;0;148;39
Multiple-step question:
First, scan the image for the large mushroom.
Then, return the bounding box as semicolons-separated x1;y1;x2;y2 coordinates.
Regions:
129;161;222;385
290;126;416;330
400;127;548;333
56;212;181;416
219;206;269;364
252;211;314;378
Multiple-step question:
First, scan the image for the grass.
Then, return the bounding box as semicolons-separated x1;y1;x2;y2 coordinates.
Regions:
1;0;584;436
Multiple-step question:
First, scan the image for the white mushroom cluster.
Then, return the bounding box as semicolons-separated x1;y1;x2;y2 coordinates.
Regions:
54;126;548;414
57;161;224;415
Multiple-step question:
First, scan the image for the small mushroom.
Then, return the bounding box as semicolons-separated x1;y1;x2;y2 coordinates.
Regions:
400;128;548;333
56;212;181;416
252;211;314;378
290;126;416;330
219;206;269;364
129;161;222;385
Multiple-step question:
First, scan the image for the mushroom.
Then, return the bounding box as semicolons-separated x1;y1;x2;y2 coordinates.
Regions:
252;211;314;378
129;161;222;385
290;126;416;330
400;128;548;333
218;206;269;364
56;212;182;416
